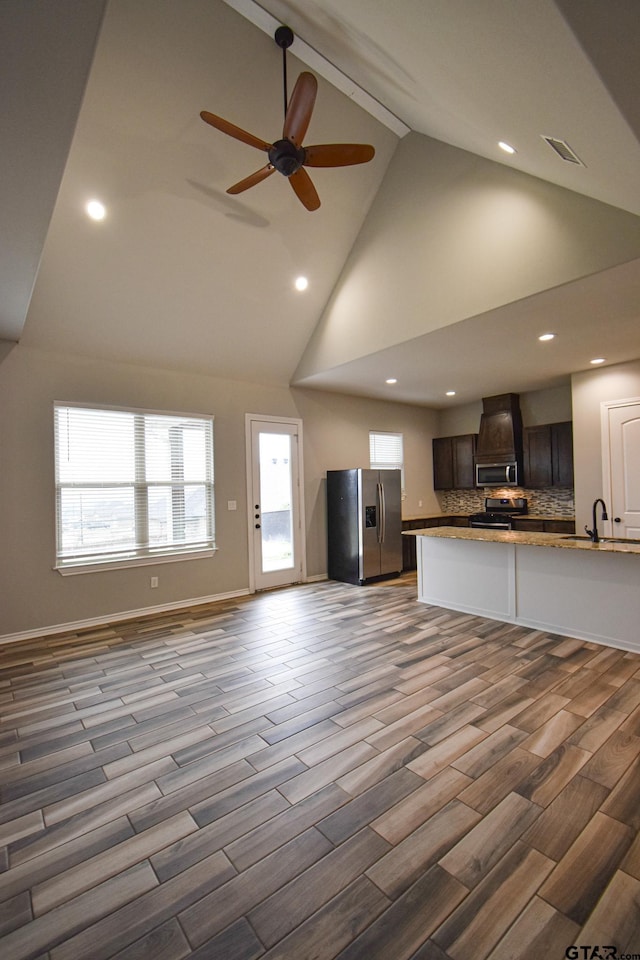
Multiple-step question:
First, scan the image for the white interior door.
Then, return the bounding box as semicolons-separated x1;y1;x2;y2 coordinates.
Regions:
246;415;305;591
603;399;640;539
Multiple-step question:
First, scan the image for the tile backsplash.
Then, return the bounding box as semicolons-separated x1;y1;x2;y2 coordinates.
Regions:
439;486;575;517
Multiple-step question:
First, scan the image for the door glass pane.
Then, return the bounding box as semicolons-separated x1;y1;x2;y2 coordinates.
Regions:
259;432;294;572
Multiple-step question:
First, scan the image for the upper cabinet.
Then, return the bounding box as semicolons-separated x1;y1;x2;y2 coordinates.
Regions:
434;420;573;490
523;421;574;488
551;421;574;486
433;434;477;489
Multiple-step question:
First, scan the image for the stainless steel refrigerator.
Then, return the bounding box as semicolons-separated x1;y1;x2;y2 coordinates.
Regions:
327;468;403;584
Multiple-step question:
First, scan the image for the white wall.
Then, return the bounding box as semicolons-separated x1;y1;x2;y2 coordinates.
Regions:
572;359;640;531
0;346;437;637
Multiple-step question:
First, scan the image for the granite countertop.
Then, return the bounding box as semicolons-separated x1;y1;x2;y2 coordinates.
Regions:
402;513;465;521
402;513;575;523
408;525;640;555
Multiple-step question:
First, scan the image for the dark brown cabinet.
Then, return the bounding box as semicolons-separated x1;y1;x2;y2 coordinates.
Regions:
402;516;469;569
511;517;575;534
542;518;575;534
511;518;545;532
433;434;477;489
432;438;453;490
402;518;439;570
551;421;574;486
523;421;573;488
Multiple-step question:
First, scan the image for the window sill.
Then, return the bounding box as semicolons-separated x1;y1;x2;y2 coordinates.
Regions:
55;547;216;576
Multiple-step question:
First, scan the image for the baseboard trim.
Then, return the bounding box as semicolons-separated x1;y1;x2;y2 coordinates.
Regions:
0;588;252;646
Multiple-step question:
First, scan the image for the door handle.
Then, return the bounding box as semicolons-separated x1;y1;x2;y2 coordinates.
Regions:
376;482;386;543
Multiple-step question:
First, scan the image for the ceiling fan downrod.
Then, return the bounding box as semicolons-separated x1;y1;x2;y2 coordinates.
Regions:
274;25;294;120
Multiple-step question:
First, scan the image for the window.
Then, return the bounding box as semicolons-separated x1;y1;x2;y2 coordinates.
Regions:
369;430;404;493
369;431;403;471
54;403;215;571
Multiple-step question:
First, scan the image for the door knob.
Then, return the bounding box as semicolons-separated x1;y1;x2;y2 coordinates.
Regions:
255;523;261;529
614;517;621;523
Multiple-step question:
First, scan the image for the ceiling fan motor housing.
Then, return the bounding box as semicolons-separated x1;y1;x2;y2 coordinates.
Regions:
269;138;305;177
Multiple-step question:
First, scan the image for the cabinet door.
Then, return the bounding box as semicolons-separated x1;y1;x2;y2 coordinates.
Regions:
551;421;574;486
433;437;453;489
544;519;575;534
523;425;552;488
402;518;440;570
452;434;477;489
512;518;545;532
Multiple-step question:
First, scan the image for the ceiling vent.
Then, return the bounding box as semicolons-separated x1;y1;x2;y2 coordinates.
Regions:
542;136;585;166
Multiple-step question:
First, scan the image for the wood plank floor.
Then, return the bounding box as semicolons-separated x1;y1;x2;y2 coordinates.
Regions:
1;575;640;960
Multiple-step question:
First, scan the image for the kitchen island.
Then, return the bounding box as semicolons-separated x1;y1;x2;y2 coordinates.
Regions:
411;526;640;652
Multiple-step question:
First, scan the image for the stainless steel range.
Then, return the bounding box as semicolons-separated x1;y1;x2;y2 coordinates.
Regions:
468;497;528;530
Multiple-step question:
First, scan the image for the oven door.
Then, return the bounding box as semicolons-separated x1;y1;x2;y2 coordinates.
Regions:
469;520;511;530
469;513;512;530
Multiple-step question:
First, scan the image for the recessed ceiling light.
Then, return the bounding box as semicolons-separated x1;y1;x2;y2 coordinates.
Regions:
385;378;397;384
590;357;606;365
294;276;308;291
446;390;456;396
86;199;106;221
538;333;555;341
498;141;516;155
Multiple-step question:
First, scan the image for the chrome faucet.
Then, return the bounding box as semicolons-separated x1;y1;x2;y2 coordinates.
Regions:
585;498;608;543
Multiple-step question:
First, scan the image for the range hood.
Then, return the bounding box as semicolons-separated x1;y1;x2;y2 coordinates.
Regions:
475;394;523;485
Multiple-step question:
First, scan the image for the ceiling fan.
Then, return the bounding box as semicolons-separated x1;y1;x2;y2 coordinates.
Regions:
200;26;375;211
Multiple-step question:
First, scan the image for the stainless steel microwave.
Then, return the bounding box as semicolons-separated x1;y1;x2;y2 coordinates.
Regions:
476;462;519;487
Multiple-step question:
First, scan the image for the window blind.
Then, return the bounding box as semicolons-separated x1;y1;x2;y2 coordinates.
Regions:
369;431;404;471
54;403;215;568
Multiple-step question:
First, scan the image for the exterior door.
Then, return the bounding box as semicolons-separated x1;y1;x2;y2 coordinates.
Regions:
603;399;640;538
246;415;305;591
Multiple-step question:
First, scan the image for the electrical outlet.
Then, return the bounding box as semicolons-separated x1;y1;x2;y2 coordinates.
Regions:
150;577;159;588
418;499;423;508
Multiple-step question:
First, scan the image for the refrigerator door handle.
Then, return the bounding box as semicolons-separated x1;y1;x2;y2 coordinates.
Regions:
378;481;386;543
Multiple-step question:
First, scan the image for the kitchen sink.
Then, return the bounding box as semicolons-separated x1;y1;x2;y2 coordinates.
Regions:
561;535;640;545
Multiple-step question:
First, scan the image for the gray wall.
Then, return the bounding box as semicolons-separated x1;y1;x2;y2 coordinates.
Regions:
0;346;437;637
436;383;572;437
294;131;640;383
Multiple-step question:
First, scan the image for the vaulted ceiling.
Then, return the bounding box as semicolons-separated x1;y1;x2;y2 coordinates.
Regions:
3;0;640;406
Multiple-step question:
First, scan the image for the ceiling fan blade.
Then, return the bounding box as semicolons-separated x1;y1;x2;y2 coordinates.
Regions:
283;71;317;147
227;164;275;195
289;167;320;211
304;143;375;167
200;111;271;152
